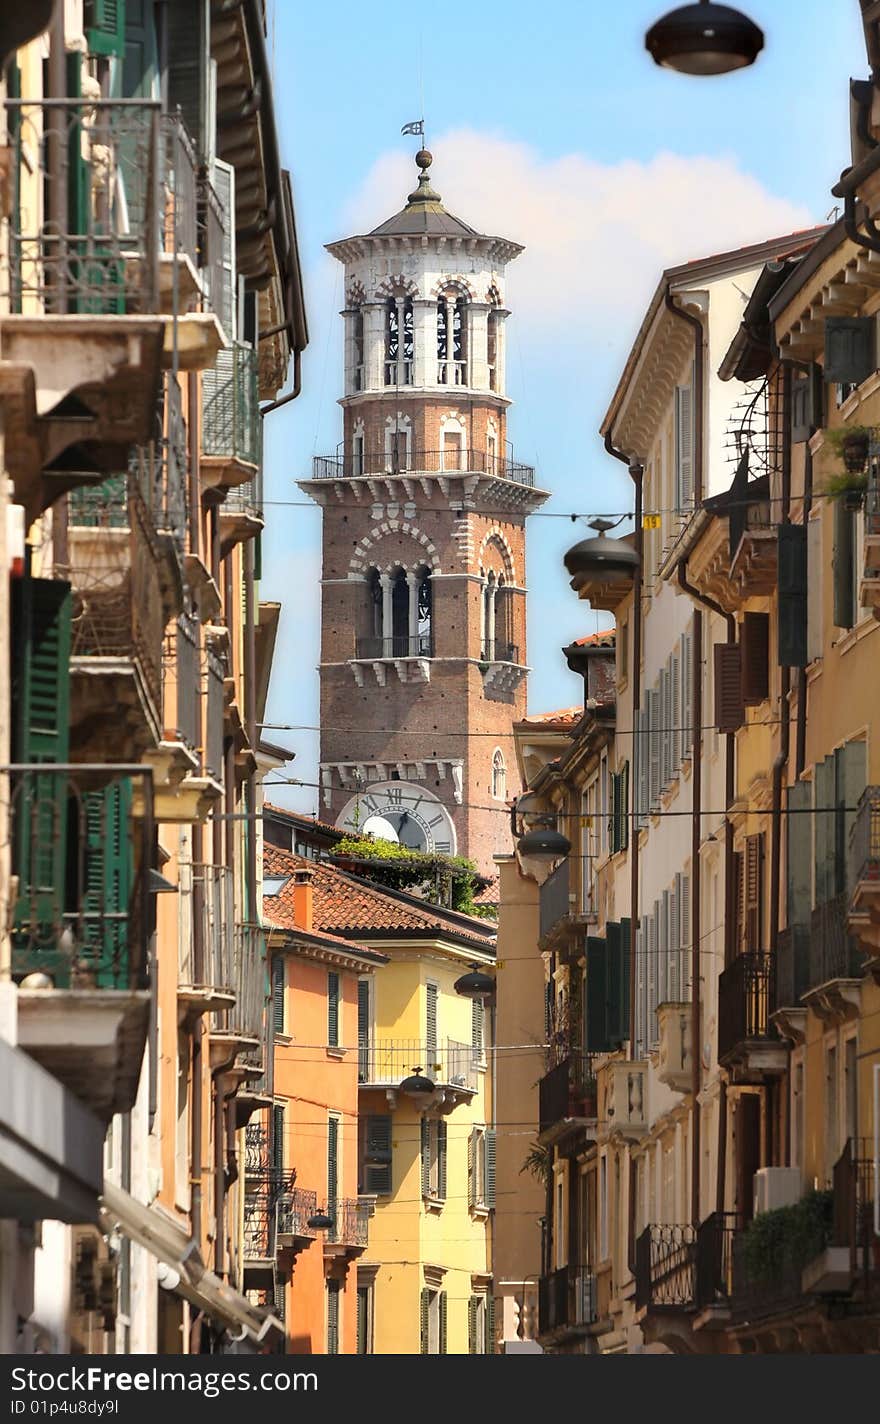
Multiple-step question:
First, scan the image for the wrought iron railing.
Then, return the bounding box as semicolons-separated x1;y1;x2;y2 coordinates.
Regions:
809;893;863;985
5;98;163;314
161;114;198;267
694;1211;738;1311
326;1198;370;1248
277;1188;318;1241
539;859;571;941
312;449;535;487
354;634;434;659
718;951;774;1061
538;1054;596;1137
214;923;266;1043
775;923;811;1009
849;786;880;890
178;863;234;991
832;1137;876;1287
202;342;261;467
634;1224;697;1310
538;1265;596;1334
221;462;263;521
8;764;150;990
358;1038;479;1092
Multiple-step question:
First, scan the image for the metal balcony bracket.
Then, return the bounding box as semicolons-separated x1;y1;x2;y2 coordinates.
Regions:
161;313;226;373
801;979;863;1026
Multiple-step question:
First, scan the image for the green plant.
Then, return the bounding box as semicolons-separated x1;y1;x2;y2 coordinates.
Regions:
739;1190;833;1285
520;1143;551;1186
331;836;494;917
823;467;868;498
823;425;873;486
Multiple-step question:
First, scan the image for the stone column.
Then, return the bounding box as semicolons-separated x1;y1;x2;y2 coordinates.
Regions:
411;299;437;390
445;297;456;385
396;297;406;385
380;573;393;656
362;302;385;392
469;303;490;391
407;572;419;653
342;309;356;395
479;576;487;658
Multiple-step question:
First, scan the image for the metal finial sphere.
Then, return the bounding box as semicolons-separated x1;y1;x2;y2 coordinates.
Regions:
415;148;432;170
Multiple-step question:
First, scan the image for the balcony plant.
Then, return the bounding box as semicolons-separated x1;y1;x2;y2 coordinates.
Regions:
738;1189;833;1287
823;426;874;509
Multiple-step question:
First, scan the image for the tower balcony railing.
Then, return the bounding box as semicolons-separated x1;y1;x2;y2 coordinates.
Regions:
354;634;434;660
383;359;414;386
437;359;467;386
311;448;535;487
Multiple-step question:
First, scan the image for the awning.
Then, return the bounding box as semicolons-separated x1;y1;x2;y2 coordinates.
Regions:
99;1181;284;1349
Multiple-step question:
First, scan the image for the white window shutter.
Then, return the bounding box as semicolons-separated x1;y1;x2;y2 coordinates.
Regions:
648;907;659;1047
676;384;695;511
681;626;694;753
211;157;236;343
669;876;681;1002
680;872;691;999
660;888;670;1005
671;649;681;771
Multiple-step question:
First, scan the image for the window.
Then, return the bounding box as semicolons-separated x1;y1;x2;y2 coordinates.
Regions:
357;977;371;1082
471;998;484;1063
845;1036;858;1144
421;1118;447;1201
359;1114;392;1195
675;381;695;511
271;955;285;1035
491;748;506;801
384;296;413;385
327;971;340;1047
352;306;364;391
468;1127;496;1210
356;1280;374;1354
487;309;499;391
272;1102;285;1177
437;292;468;384
326;1280;341;1355
609;762;629;854
468;1295;488;1354
352;430;364;477
420;1287;447;1354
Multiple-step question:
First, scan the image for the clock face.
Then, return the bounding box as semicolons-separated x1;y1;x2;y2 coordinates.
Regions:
336;781;457;856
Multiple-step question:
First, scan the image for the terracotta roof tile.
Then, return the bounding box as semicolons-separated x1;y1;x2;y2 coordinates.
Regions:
517;706;582;728
263;802;343;837
570;629;615;648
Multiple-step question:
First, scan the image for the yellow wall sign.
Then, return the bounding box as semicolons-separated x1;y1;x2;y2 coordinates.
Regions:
642;513;661;530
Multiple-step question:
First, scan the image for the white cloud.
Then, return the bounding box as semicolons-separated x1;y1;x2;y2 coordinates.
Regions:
344;130;815;334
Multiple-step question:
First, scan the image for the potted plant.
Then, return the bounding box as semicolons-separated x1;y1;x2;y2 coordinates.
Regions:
824;425;874;509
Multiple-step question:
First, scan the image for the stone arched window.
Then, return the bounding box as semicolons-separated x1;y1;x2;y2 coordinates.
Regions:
437;290;468;386
496;575;514;663
385;296;414;386
416;564;433;655
492;748;506;801
359;561;435;660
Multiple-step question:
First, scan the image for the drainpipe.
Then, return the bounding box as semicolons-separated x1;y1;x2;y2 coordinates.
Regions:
190;1026;203;1246
48;3;69;568
665;290;706;1227
259;348;302;418
244;540;258;919
603;431;642;1058
795;370;817;780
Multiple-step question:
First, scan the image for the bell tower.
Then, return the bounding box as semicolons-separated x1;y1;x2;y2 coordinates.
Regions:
300;150;549;877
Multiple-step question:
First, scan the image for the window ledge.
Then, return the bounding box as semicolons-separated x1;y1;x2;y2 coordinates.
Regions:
423;1195;445;1214
275;1033;293;1047
833;615;878;658
326;1046;347;1060
839;370;880;421
470;1204;491;1219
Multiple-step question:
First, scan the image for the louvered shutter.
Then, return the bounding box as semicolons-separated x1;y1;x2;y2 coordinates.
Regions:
648;910;659;1047
680;873;691;996
468;1297;479;1354
472;998;484;1061
714;643;744;733
327;971;340;1047
786;782;812;926
744;835;764;951
364;1114;392;1195
420;1288;430;1354
637;916;649;1057
467;1128;477;1209
676;385;695;510
824;316;875;385
620;762;630;850
209;159;236;342
439;1291;448;1354
486;1294;496;1354
681;627;694;752
648;688;661;809
636;710;648;825
421;1118;431;1198
807;517;824;662
122;0;159;99
485;1128;496;1207
740;612;770;705
327;1116;339;1218
272;1103;285;1177
660;890;670;1006
272;956;285;1034
79;779;134;988
669;877;681;1002
832;501;856;630
609;770;620;853
837;739;866;895
84;0;126;58
662;667;672;787
778;524;808;667
544;980;553;1042
166;0;212;155
791;375;813;443
426;982;438;1069
437;1120;447;1200
327;1281;340;1355
671;650;681;770
357;977;370;1081
586;935;609;1053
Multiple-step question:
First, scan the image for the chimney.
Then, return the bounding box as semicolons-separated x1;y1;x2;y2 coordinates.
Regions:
292;866;314;933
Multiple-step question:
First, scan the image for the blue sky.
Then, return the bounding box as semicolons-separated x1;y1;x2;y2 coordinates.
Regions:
260;0;865;812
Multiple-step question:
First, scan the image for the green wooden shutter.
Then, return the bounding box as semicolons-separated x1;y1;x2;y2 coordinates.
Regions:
439;1291;447;1354
777;524;808;668
675;384;695;509
468;1128;477;1209
832;501;855;630
327;970;340;1047
420;1288;430;1354
437;1120;447;1201
84;0;127;58
79;778;134;988
326;1280;340;1355
365;1115;392;1195
786;781;812;927
606;922;625;1047
485;1128;496;1207
824;317;875;385
420;1118;431;1197
166;0;211;155
357;977;370;1080
272;955;285;1034
327;1116;339;1218
122;0;159;99
619;918;631;1039
272;1103;285;1177
485;1294;495;1354
585;936;609;1053
468;1297;478;1354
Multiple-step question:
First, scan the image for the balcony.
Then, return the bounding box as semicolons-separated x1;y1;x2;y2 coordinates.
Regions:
358;1038;479;1111
635;1225;697;1312
597;1058;648;1140
324;1198;371;1256
177;864;236;1023
656;1002;692;1094
772;924;811;1044
848;787;880;972
219;465;263;553
2;98;222;519
806;893;865;1022
212;924;267;1068
717;951;786;1079
537;1054;597;1145
537;1266;597;1339
539;859;574;946
277;1188;318;1251
243;1175;282;1288
9;764;151;1121
354;634;434;660
201;343;261;492
310;448;536;488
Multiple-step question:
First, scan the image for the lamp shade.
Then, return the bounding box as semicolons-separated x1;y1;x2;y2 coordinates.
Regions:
399;1066;436;1097
454;965;496;999
645;3;764;76
517;826;571;861
563;533;639;582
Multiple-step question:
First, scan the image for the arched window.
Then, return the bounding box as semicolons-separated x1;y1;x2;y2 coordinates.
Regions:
417;565;433;656
437;290;468;385
385;296;413;386
492;749;506;801
385;298;398;385
391;569;409;655
367;569;383;653
496;576;514;664
487;309;498;392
